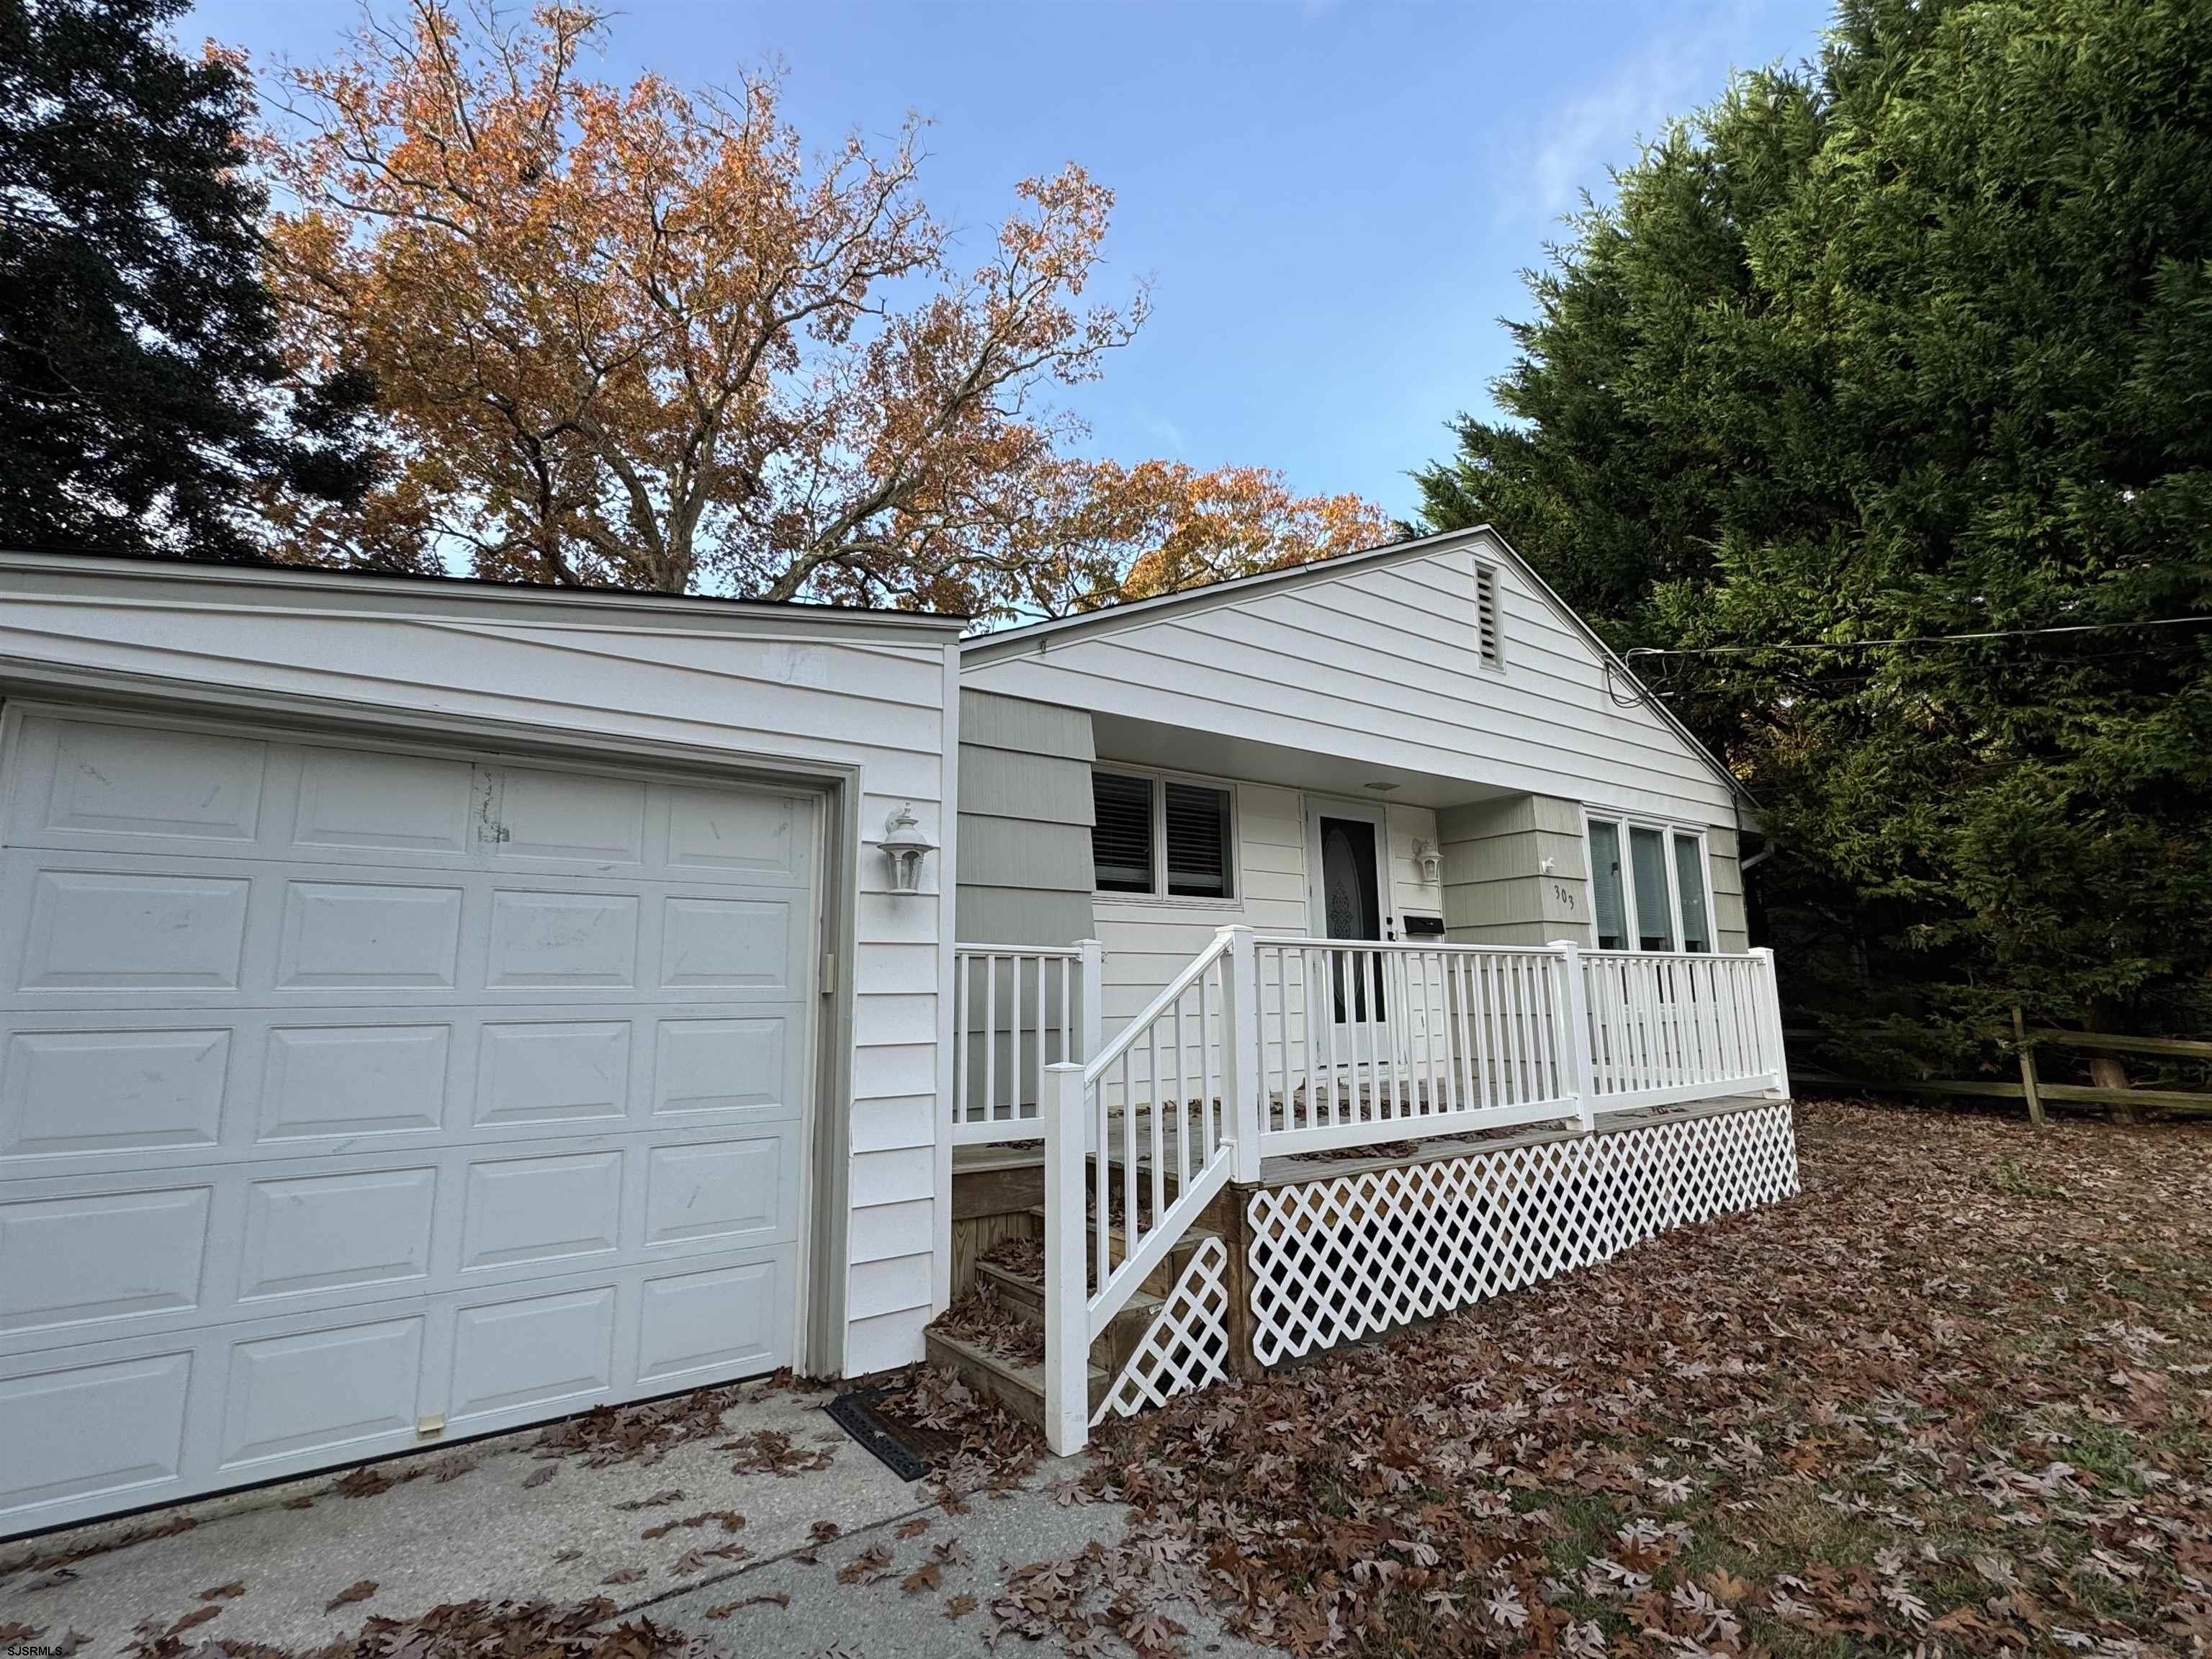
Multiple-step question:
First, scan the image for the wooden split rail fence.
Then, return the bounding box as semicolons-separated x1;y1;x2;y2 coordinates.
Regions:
1793;1012;2212;1125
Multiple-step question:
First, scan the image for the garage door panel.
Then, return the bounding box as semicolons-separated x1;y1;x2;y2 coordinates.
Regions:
447;1285;616;1428
218;1315;426;1472
0;1236;799;1532
10;717;268;847
292;747;479;856
474;1020;630;1127
650;1016;793;1119
237;1167;437;1304
659;895;793;989
1;1005;807;1179
260;1022;453;1141
485;890;640;989
1;714;817;1536
642;1134;795;1250
493;768;648;867
664;785;806;881
0;1349;195;1516
0;1184;212;1334
636;1259;784;1388
1;1026;232;1159
276;881;466;989
17;868;252;991
4;857;806;1010
459;1150;624;1272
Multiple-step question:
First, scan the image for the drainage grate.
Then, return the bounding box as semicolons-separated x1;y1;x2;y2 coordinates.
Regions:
824;1388;934;1483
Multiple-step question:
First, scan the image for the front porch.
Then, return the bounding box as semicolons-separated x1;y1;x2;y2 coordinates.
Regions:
935;931;1797;1452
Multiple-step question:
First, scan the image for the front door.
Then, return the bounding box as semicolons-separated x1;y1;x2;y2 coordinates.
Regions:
1303;797;1395;1052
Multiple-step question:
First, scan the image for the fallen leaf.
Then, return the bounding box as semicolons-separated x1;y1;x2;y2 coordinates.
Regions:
835;1545;895;1586
944;1593;979;1620
198;1582;246;1602
166;1606;222;1635
601;1567;646;1585
901;1560;943;1595
703;1592;788;1619
896;1516;932;1539
323;1580;377;1611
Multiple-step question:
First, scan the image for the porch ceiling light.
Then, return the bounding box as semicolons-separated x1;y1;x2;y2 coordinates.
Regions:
873;802;937;894
1413;837;1443;886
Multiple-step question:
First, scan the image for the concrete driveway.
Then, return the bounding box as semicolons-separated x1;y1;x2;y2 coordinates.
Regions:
0;1377;1267;1659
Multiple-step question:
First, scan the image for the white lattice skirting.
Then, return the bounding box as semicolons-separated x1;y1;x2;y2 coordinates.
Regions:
1094;1235;1232;1423
1245;1102;1799;1367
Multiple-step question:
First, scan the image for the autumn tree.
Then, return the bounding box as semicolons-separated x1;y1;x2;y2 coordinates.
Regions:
261;2;1388;613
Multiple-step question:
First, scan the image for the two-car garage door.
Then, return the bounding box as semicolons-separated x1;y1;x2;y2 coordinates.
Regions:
0;709;818;1535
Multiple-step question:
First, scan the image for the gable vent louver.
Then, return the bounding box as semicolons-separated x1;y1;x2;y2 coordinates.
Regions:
1474;563;1503;670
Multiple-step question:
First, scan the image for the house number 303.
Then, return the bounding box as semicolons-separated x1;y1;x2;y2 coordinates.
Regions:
1552;883;1576;909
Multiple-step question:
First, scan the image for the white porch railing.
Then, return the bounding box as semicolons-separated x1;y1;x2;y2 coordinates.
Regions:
1031;927;1787;1455
1253;939;1583;1155
1039;927;1249;1454
950;942;1102;1144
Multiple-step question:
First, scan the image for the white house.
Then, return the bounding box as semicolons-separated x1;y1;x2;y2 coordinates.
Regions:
0;526;1794;1531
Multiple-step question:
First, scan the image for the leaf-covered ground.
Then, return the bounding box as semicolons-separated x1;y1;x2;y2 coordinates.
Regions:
1084;1099;2212;1658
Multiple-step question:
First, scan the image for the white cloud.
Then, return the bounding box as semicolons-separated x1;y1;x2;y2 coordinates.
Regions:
1508;4;1756;225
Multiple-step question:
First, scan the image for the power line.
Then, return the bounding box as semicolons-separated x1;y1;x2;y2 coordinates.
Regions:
1622;613;2212;663
1604;614;2212;710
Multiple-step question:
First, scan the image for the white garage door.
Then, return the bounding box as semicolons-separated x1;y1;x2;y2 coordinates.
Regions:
0;709;818;1535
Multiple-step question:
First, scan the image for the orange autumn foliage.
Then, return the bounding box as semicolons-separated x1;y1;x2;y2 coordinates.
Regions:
258;2;1390;616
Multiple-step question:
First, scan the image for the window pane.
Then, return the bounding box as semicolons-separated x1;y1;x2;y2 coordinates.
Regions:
1629;825;1674;950
1164;781;1233;899
1673;833;1712;953
1092;772;1154;893
1588;819;1627;950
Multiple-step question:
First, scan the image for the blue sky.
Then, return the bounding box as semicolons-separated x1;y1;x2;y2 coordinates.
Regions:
190;0;1833;522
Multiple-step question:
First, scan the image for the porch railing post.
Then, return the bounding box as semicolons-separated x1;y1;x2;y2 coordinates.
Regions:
1748;946;1790;1098
1076;938;1104;1064
1550;940;1598;1131
1218;925;1264;1183
1040;1060;1090;1457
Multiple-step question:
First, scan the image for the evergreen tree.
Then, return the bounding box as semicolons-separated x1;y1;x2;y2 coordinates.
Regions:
0;0;379;557
1419;0;2212;1069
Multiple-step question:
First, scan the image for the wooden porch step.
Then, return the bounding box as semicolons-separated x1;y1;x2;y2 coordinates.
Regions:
974;1259;1162;1376
1022;1206;1221;1301
922;1327;1108;1434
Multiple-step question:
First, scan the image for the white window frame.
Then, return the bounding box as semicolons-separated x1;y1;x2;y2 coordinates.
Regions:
1090;764;1241;907
1581;808;1715;954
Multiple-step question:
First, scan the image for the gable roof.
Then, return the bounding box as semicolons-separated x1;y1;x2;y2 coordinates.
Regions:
961;524;1749;806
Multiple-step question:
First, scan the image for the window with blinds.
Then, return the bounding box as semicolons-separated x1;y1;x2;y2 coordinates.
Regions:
1164;781;1233;899
1586;812;1714;953
1092;771;1154;893
1473;562;1503;670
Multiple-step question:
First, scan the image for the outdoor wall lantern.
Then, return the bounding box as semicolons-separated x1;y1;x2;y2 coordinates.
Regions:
1413;837;1443;886
875;803;938;894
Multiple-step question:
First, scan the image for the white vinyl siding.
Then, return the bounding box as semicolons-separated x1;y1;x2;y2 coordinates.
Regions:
964;536;1738;827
